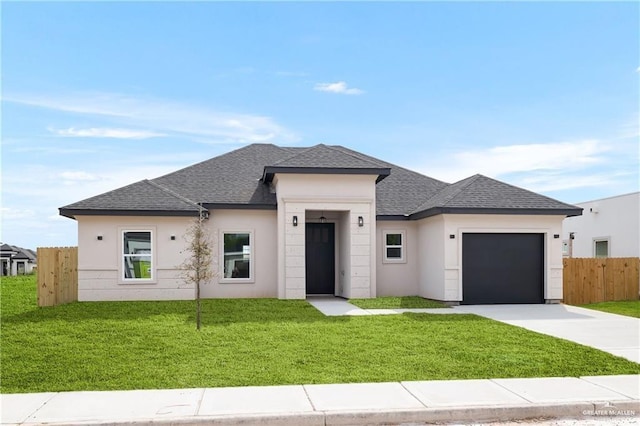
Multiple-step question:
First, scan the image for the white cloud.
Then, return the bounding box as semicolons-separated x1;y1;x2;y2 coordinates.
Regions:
314;81;364;95
417;140;609;184
5;92;298;144
50;127;165;139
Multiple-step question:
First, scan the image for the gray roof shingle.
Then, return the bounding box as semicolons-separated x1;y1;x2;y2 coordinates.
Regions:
60;144;581;219
410;174;581;218
60;180;201;217
263;144;391;183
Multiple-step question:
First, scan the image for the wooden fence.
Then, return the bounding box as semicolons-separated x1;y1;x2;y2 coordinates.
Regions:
37;247;78;307
563;257;639;305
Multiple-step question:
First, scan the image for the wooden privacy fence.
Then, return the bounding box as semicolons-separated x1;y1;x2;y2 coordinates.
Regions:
563;257;639;305
37;247;78;307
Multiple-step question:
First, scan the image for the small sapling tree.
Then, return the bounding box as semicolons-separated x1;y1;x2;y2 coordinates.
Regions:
180;206;213;330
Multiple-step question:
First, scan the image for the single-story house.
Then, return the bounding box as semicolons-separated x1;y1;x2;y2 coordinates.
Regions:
1;243;37;276
562;192;639;258
60;144;581;304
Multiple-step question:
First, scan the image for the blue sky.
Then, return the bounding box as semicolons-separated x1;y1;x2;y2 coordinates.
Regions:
2;1;638;250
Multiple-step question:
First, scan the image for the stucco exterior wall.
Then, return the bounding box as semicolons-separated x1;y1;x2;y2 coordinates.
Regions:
416;216;446;300
441;214;564;302
76;215;194;301
202;209;278;298
563;192;639;258
376;221;419;296
274;174;377;299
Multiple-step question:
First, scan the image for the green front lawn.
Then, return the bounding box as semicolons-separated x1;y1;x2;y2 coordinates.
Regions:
349;296;449;309
2;276;638;394
581;300;640;318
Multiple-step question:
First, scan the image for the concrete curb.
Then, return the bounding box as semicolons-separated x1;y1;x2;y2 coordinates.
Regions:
10;401;639;426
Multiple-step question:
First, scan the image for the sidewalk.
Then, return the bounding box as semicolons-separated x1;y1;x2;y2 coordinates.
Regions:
2;375;638;425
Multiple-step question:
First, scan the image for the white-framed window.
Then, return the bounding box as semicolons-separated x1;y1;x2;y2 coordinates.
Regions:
383;230;406;263
122;230;153;282
220;231;254;283
594;238;609;258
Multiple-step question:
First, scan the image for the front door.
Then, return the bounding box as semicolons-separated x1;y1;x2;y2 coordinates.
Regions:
305;223;335;295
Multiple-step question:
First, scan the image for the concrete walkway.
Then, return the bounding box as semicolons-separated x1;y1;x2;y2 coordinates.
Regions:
453;304;640;364
307;297;462;316
2;375;638;425
308;299;640;364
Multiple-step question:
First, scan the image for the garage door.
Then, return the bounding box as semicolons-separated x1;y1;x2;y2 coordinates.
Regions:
462;233;544;305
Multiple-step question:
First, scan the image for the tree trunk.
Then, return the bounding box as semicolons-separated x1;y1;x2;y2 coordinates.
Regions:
196;280;201;330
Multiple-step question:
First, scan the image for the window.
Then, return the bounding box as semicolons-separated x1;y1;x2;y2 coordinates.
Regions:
123;231;153;281
383;230;405;263
222;232;252;281
594;239;609;258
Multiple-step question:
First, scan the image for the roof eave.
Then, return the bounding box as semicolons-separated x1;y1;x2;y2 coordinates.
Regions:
262;166;391;183
376;215;411;221
202;203;277;210
59;208;200;220
409;207;584;220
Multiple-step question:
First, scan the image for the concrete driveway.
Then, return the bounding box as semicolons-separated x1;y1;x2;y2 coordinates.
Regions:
453;304;640;363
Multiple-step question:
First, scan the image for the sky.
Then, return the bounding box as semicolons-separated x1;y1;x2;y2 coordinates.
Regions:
1;1;638;250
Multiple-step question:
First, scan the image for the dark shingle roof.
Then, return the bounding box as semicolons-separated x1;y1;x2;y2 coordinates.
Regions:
410;174;581;218
263;144;390;183
273;144;387;168
60;144;581;219
153;144;290;207
328;146;449;216
60;180;201;218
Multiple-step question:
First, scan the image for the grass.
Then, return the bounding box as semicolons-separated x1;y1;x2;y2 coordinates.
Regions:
349;296;448;309
1;276;638;394
580;300;640;318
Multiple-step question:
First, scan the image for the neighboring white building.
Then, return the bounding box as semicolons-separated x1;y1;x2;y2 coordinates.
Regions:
562;192;640;258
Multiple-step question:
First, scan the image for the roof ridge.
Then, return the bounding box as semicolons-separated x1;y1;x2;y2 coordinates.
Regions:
145;179;201;209
270;144;317;166
323;144;388;168
439;174;483;206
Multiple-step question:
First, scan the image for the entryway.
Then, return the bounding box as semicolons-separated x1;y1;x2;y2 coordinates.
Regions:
305;223;335;295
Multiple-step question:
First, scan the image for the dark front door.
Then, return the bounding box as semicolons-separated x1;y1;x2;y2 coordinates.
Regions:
305;223;335;295
462;233;544;305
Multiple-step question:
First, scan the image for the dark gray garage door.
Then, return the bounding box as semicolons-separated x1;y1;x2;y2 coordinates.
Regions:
462;233;544;305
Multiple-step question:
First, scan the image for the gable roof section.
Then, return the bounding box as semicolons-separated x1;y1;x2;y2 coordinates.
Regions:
59;180;201;218
262;144;391;183
410;174;582;219
60;143;581;219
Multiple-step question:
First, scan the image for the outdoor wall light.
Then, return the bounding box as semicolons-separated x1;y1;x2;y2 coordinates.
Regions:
449;234;455;239
358;216;364;227
553;234;560;239
293;216;298;227
97;235;103;241
170;235;176;241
